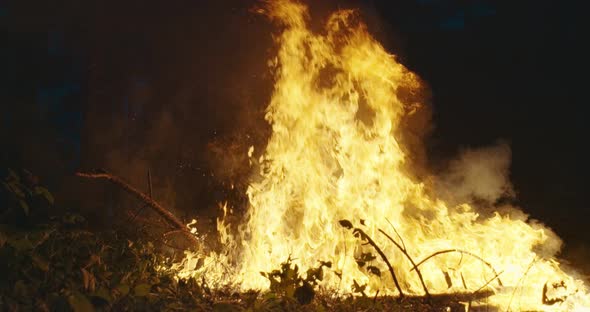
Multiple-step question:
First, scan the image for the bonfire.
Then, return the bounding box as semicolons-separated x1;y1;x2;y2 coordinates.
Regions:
76;0;590;311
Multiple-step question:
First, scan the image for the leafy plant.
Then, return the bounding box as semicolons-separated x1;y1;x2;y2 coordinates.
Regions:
260;256;331;305
0;212;495;311
0;168;54;225
0;213;209;311
338;219;405;297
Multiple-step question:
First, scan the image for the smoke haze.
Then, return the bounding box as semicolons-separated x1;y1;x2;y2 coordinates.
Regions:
436;141;515;206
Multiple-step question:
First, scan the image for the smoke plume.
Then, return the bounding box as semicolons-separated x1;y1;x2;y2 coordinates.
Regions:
436;141;515;206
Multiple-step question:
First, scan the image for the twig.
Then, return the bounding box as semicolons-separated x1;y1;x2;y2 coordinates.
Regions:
337;234;347;292
129;169;153;223
76;171;200;247
506;257;537;311
473;271;503;294
411;249;503;286
163;229;191;237
460;272;472;312
413;290;494;303
157;238;192;252
148;169;152;197
378;228;430;297
352;228;405;298
372;289;380;306
385;217;406;251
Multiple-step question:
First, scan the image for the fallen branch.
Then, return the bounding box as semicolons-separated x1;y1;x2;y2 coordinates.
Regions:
76;171;200;247
378;228;430;297
163;229;190;238
385;218;406;251
339;220;405;298
506;257;537;311
129;169;153;223
416;289;495;303
125;211;170;229
411;249;503;286
473;271;503;295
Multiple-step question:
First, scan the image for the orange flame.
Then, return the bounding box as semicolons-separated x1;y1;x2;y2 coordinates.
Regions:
178;1;590;310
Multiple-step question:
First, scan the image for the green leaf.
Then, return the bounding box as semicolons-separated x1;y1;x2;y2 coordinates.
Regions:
18;199;30;215
68;291;95;312
4;180;26;198
114;283;130;297
34;186;54;205
133;283;151;297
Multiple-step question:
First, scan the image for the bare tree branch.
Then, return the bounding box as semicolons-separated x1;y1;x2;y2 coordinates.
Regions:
76;171;200;247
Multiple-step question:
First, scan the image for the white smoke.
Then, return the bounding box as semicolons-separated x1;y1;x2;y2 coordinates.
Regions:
435;141;564;257
436;141;515;206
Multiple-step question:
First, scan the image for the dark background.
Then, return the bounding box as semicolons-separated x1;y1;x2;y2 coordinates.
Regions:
1;0;587;267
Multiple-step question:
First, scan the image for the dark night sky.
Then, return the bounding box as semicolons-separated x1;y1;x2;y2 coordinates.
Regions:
1;0;588;260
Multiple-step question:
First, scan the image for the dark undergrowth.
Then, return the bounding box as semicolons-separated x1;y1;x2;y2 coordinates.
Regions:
0;168;488;311
0;214;489;312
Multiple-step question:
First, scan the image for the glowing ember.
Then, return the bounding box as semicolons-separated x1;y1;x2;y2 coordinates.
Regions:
178;1;590;310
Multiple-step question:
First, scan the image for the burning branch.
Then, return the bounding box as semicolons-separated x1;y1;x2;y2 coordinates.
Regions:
474;271;503;294
339;220;405;298
411;249;503;287
378;228;430;297
76;171;200;247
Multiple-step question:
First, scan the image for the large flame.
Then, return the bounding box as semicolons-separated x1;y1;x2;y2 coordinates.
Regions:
180;1;590;310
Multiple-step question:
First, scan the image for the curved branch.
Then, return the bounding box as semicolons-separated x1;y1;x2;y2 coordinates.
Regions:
473;271;503;294
385;218;406;251
353;228;405;298
506;257;537;311
411;249;502;287
164;229;192;237
76;171;200;247
378;229;430;297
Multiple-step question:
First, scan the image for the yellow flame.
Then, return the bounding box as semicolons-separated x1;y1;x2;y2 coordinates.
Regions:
179;1;590;310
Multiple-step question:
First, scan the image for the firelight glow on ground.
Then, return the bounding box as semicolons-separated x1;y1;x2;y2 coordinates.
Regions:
175;1;590;311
